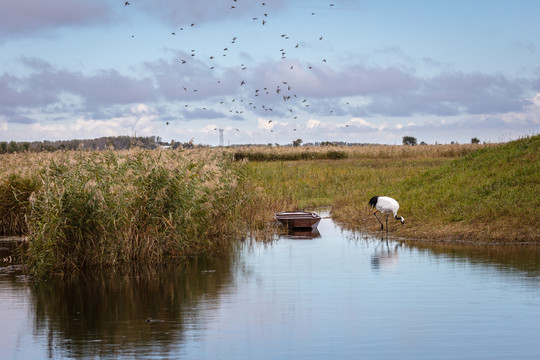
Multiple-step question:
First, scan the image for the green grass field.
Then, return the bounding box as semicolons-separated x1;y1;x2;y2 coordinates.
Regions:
247;136;539;242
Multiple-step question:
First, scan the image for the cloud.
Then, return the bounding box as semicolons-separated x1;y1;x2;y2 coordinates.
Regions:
237;60;533;119
145;53;237;101
14;103;158;141
181;107;224;120
0;72;58;107
306;118;320;129
349;117;378;129
5;48;536;133
135;0;287;26
0;0;289;42
0;59;156;121
0;0;112;39
1;48;539;145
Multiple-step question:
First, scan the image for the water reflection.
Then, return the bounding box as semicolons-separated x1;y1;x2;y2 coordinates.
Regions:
284;228;321;240
1;218;540;359
25;256;235;359
408;240;540;277
370;240;401;271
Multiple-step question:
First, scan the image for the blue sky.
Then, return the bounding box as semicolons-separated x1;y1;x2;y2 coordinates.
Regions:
1;0;539;145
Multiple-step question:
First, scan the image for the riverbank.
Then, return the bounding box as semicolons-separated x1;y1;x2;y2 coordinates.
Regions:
247;135;539;243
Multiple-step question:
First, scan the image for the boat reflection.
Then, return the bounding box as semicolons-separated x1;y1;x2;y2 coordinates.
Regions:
284;228;321;240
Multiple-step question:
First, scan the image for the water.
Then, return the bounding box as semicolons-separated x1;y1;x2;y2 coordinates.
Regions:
1;215;540;359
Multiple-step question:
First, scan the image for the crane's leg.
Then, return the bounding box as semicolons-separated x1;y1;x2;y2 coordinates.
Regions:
373;211;384;230
385;214;389;232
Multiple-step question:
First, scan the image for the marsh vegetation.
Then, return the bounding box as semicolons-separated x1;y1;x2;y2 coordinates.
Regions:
1;135;538;275
247;136;539;242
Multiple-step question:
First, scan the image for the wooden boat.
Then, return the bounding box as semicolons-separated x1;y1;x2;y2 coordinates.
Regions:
275;211;321;229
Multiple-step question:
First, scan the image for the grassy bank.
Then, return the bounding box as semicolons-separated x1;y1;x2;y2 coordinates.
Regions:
374;134;539;242
246;144;483;210
0;149;288;276
248;136;539;243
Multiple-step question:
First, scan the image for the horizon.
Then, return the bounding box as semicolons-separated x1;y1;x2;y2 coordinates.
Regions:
4;133;531;149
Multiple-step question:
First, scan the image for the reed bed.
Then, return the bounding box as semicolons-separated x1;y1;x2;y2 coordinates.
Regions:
230;143;483;161
0;148;288;276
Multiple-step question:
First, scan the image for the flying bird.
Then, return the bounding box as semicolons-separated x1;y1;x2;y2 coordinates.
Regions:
368;196;405;231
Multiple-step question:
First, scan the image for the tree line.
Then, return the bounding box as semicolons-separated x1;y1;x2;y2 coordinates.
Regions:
0;135;485;154
0;136;201;154
402;136;482;145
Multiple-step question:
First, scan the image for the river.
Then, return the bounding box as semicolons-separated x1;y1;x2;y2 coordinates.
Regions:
1;213;539;359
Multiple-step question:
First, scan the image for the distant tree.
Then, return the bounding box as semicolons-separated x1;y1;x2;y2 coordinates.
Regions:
292;139;303;147
8;141;18;153
471;137;481;144
419;141;427;145
402;136;417;146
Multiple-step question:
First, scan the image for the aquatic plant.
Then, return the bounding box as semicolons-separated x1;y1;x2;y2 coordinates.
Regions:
0;148;284;275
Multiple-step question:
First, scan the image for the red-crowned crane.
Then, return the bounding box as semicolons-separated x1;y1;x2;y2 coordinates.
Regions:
368;196;405;231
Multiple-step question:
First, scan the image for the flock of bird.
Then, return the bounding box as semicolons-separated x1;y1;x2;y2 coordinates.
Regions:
126;2;407;231
124;1;347;135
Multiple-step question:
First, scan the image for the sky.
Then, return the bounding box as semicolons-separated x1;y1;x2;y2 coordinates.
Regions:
1;0;540;146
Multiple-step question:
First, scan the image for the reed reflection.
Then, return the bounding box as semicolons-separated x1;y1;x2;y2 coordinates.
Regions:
409;241;540;277
28;255;235;359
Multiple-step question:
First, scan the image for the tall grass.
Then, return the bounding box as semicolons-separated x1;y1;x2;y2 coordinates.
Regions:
230;143;480;161
0;149;287;276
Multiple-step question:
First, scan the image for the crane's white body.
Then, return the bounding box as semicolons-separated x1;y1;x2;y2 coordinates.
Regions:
372;196;399;216
368;196;405;231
